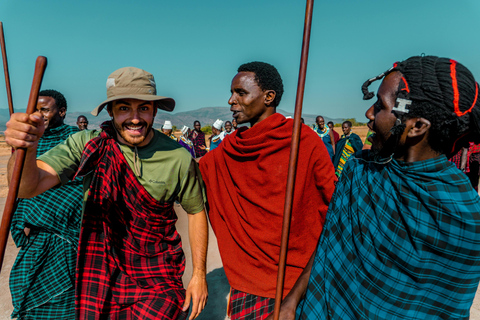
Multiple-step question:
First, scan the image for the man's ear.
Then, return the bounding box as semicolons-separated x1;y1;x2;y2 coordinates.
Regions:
59;107;66;119
264;90;276;106
407;118;431;138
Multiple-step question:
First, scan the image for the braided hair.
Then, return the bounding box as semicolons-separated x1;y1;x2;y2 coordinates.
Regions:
362;56;480;157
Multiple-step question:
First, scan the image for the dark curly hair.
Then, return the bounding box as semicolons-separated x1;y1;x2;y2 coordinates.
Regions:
238;61;284;107
362;56;480;157
39;89;67;111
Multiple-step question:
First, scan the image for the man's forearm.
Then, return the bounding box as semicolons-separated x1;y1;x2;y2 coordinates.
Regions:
284;249;315;303
184;209;209;319
8;147;40;197
8;150;60;198
187;209;208;275
265;250;316;320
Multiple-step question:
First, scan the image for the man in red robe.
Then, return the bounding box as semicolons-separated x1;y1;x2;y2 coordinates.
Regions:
199;61;336;320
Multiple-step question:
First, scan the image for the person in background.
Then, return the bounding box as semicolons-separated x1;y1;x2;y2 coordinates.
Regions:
332;120;363;177
232;118;238;131
224;121;234;136
313;116;335;161
76;115;89;130
189;120;207;158
272;55;480;320
161;120;177;140
209;119;224;151
327;121;339;145
9;89;83;320
178;125;196;158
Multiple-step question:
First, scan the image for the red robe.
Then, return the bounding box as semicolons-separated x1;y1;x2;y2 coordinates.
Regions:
199;113;336;298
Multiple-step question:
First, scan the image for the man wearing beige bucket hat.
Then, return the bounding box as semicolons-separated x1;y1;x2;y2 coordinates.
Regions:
5;67;208;320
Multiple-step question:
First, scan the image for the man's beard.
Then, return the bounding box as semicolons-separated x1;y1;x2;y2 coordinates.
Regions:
112;119;153;146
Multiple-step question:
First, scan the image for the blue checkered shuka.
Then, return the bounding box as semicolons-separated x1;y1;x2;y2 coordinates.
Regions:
9;124;83;320
297;151;480;320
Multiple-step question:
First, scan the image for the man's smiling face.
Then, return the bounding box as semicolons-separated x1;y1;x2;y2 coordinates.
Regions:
108;98;157;147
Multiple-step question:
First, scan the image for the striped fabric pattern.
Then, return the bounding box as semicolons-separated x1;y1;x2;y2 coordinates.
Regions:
334;138;354;177
10;124;82;319
73;121;187;319
333;132;363;178
297;152;480;320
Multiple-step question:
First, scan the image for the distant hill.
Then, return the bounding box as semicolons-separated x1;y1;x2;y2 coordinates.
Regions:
65;107;345;130
0;107;346;132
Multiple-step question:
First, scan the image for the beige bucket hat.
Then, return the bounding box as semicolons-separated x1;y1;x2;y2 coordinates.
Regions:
91;67;175;116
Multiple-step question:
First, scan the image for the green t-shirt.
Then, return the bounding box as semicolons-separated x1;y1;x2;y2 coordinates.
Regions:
38;129;205;214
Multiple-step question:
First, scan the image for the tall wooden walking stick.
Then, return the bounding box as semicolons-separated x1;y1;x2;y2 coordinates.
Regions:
273;0;314;319
0;56;47;273
0;22;14;115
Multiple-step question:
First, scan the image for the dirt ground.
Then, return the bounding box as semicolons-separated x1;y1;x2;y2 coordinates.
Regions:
1;128;480;319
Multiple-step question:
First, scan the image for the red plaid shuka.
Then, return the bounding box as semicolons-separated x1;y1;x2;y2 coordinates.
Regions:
469;142;480;155
229;288;275;320
74;122;187;320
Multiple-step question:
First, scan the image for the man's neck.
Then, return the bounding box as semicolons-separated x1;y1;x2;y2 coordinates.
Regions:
249;109;276;127
46;121;65;131
391;137;440;162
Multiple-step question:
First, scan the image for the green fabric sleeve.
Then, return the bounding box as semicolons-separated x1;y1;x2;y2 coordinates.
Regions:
176;159;206;214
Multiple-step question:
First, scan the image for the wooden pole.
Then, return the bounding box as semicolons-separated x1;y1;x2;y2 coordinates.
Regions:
273;0;314;319
0;56;47;273
0;22;14;115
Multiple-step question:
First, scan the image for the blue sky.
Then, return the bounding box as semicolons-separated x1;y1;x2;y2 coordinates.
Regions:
0;0;479;122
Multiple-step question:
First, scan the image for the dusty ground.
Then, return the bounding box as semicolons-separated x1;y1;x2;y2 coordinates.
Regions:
0;128;480;319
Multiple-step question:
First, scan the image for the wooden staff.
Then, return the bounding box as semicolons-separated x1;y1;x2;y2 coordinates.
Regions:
273;0;314;319
0;56;47;273
0;22;14;115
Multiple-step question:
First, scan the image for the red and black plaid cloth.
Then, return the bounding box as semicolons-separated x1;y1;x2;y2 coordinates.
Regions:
74;122;187;320
229;288;275;320
469;142;480;155
188;130;207;157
